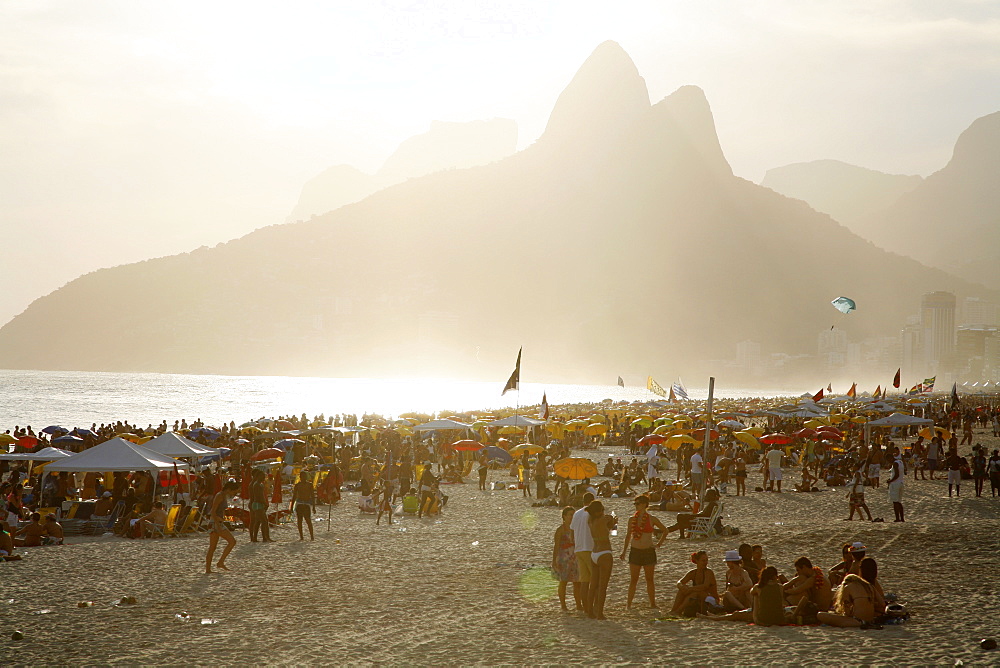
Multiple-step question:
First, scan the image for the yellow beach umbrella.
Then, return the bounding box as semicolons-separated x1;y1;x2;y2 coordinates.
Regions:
583;423;608;436
743;426;765;437
734;431;761;449
552;457;599;480
509;444;545;457
918;426;951;440
850;416;868;424
665;434;697;450
653;424;671;435
804;418;830;428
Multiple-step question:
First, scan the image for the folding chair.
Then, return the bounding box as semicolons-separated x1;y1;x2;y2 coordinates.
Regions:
688;503;724;539
148;504;182;537
178;507;201;534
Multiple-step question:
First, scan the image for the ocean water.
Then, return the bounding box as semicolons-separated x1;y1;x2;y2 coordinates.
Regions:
0;369;790;430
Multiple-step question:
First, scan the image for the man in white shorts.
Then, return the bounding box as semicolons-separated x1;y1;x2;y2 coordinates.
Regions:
765;446;783;492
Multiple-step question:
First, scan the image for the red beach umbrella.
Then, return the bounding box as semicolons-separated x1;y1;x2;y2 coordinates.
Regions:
760;433;793;445
251;448;284;461
450;440;485;451
793;428;818;439
637;434;667;447
17;436;39;451
819;432;844;441
816;426;842;436
692;428;720;441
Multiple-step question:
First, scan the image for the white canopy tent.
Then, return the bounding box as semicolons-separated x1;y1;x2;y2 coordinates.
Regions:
143;431;218;458
44;437;188;473
487;415;546;428
414;419;472;432
0;446;75;461
864;412;933;444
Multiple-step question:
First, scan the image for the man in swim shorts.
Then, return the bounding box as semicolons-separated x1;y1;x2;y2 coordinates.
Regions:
570;492;596;616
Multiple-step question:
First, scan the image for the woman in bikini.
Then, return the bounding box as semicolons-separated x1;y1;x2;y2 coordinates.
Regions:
205;480;239;574
817;557;883;628
586;500;617;620
551;506;581;611
619;494;668;609
671;550;719;616
699;566;786;625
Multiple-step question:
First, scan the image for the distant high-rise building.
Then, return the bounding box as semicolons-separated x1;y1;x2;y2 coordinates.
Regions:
736;340;763;377
961;297;999;327
921;291;956;373
818;328;848;369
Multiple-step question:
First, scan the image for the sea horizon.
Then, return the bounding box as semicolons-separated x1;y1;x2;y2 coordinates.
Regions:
0;368;800;430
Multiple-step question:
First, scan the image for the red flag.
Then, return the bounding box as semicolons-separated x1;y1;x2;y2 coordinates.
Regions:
846;383;857;399
893;368;901;389
539;392;550;420
874;385;881;398
668;385;677;403
812;388;824;402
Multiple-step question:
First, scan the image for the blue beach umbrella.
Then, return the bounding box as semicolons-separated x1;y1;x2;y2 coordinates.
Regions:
72;428;98;438
52;435;85;445
273;438;305;450
482;445;512;464
41;425;69;435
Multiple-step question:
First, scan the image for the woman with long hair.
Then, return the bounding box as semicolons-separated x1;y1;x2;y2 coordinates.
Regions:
671;550;718;616
586;500;616;620
817;557;883;628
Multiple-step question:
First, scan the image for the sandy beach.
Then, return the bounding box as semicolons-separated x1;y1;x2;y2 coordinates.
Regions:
3;431;1000;666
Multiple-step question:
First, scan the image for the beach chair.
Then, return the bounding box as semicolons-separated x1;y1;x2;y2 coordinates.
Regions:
148;504;182;538
88;502;124;536
36;507;58;519
688;503;724;539
178;507;201;534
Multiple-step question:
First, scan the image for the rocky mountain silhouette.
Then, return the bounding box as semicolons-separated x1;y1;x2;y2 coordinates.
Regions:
859;112;1000;290
285;118;518;223
761;159;922;232
0;41;994;383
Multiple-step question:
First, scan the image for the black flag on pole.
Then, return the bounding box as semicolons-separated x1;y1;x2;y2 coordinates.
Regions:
617;376;625;388
502;347;521;395
951;382;961;410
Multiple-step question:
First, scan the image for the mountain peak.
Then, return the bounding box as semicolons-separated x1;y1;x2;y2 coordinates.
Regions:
948;110;1000;174
542;41;650;141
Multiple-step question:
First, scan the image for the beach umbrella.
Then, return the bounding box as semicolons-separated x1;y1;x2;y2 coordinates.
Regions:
630;418;653;428
733;432;760;449
509;444;545;457
51;434;85;445
819;431;843;441
717;419;745;430
498;426;524;435
552;457;598;480
760;433;793;445
73;428;98;438
665;434;697;450
274;438;304;450
803;418;831;428
793;428;818;439
583;423;608;436
16;435;39;450
450;440;485;451
918;426;951;439
251;448;284;461
637;434;666;447
692;428;719;441
41;425;68;435
275;420;296;430
482;445;512;464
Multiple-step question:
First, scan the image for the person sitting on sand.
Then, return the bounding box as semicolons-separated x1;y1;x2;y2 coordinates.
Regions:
602;457;616;478
401;488;420;514
817;557;883;628
13;512;47;547
828;543;854;587
845;467;873;522
0;521;18;558
783;556;833;622
846;542;866;576
699;566;786;626
586;500;617;620
43;513;64;545
795;464;817;492
671;550;719;617
719;550;753;611
662;488;720;539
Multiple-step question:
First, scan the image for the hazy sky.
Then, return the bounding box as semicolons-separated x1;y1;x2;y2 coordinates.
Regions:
2;1;999;327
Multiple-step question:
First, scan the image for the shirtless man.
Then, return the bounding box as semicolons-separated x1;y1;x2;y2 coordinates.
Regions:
783;556;833;621
138;502;168;538
43;514;64;545
13;512;47;547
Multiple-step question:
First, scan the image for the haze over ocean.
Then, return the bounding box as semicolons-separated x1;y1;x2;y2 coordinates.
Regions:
0;369;792;428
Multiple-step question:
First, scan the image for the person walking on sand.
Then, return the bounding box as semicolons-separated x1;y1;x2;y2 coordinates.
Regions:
291;471;316;539
887;447;905;522
765;446;783;492
205;480;239;573
619;494;668;609
988;449;1000;497
845;466;873;522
